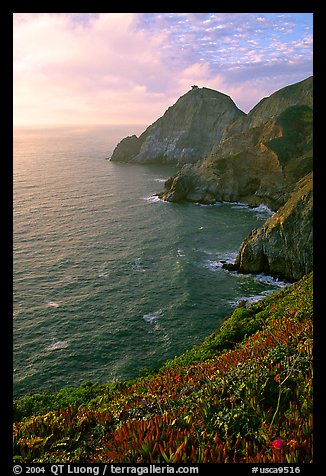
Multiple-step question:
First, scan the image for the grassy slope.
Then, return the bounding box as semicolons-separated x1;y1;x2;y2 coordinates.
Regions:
13;272;313;464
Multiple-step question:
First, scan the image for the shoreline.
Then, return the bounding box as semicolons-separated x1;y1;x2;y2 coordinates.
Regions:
13;272;313;463
13;271;305;402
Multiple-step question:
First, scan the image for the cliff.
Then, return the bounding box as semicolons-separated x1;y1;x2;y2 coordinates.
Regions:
110;77;313;281
221;76;313;141
110;86;245;164
246;76;313;129
13;273;313;463
156;77;313;281
159;77;313;209
224;173;313;281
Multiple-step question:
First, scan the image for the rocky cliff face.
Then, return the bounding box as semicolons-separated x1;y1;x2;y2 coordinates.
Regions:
159;77;313;211
224;173;313;281
246;76;313;129
110;76;313;282
157;76;313;281
110;86;245;164
221;76;313;141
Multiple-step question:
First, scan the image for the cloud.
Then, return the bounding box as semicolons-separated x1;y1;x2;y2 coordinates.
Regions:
13;12;313;126
13;13;176;125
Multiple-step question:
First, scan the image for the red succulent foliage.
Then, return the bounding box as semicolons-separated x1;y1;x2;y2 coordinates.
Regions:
13;274;313;464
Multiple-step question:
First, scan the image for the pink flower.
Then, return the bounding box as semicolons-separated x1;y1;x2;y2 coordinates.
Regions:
175;375;180;381
271;439;284;450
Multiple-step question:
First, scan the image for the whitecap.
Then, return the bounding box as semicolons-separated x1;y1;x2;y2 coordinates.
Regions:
255;273;290;288
131;258;145;272
47;301;60;308
223;201;273;216
202;250;239;270
177;248;186;257
143;309;163;323
197;248;239;272
227;201;249;209
252;203;274;215
227;273;290;307
98;261;110;278
219;250;238;263
194;202;219;207
154;178;167;183
229;290;273;307
46;339;69;351
143;195;165;203
202;259;220;271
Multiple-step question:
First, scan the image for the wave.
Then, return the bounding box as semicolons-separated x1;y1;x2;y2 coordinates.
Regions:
229;290;273;307
200;250;239;271
255;273;290;288
98;261;110;278
218;250;239;263
194;201;221;207
45;339;69;351
223;200;248;209
131;258;145;272
143;194;165;203
224;200;274;216
143;309;171;346
228;273;290;307
143;309;163;323
252;203;274;215
202;259;220;271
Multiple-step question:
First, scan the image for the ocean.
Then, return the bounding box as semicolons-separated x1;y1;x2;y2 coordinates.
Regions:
13;125;288;397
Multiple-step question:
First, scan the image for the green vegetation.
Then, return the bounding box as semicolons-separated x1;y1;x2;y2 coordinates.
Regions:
13;273;313;463
266;105;313;164
210;153;240;174
284;155;313;182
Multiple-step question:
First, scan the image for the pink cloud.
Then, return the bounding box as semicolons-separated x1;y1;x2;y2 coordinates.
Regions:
13;13;313;127
13;13;176;126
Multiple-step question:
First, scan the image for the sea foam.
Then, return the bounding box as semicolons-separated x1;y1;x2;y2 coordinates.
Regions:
45;339;69;351
252;203;274;215
225;200;274;216
255;273;290;288
201;250;239;272
131;258;145;272
143;309;163;323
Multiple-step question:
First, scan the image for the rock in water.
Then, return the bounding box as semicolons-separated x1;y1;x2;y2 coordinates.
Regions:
230;173;313;281
108;135;141;163
110;87;245;164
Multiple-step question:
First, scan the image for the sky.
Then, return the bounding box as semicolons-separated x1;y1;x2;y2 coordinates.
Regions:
13;12;313;127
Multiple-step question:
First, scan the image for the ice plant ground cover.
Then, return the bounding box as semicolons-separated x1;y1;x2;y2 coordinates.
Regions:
13;273;313;463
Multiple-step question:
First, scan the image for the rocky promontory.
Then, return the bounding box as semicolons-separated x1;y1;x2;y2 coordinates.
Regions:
110;86;245;164
156;77;313;281
223;173;313;281
159;77;313;210
110;77;313;282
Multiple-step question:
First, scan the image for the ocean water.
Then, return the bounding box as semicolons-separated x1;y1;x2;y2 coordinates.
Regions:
13;125;287;397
